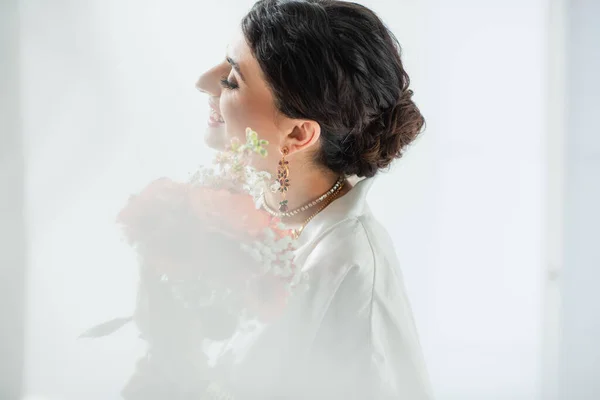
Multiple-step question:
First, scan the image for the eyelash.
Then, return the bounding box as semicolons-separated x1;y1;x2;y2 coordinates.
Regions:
220;77;239;90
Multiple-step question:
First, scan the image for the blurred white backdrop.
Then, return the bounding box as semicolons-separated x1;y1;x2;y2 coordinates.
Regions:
20;0;562;399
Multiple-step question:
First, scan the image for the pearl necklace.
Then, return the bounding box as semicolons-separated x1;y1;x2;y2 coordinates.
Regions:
292;181;345;239
261;176;344;218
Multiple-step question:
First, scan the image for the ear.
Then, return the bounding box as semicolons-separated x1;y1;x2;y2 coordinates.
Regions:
285;120;321;154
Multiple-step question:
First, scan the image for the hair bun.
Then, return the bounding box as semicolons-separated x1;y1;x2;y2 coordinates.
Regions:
345;90;424;178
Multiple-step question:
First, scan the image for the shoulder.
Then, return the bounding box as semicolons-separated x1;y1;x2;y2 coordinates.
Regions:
295;215;380;329
295;178;393;279
291;177;406;325
299;208;416;334
301;208;398;283
311;215;375;263
300;215;376;290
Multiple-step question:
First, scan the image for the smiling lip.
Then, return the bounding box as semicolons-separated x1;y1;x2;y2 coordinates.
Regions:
208;102;225;126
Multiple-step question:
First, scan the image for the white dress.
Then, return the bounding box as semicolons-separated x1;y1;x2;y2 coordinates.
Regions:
208;178;434;399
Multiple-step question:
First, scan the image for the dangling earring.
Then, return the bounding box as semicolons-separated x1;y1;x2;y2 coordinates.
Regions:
276;147;290;212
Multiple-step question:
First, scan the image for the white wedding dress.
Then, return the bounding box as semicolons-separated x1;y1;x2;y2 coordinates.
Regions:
202;178;434;399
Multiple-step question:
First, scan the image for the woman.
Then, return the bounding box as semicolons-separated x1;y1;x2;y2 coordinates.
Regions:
191;0;432;399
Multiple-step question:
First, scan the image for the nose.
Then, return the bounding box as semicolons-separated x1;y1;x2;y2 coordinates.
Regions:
196;63;225;97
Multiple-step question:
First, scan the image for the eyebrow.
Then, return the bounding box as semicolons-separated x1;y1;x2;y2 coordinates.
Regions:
226;57;245;82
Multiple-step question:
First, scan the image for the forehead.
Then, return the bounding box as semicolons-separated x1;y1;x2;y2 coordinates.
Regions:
227;29;260;78
226;29;274;106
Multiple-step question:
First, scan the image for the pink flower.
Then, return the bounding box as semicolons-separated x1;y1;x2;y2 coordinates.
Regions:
116;173;297;325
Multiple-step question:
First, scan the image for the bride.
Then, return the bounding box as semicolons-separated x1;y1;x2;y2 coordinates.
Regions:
109;0;432;399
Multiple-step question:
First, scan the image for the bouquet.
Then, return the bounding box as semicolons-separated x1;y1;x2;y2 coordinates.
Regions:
82;129;307;399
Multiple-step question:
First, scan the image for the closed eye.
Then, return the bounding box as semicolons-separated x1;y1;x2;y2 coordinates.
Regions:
220;77;239;90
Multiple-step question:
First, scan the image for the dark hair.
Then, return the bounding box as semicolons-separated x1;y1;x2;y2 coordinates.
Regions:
242;0;424;178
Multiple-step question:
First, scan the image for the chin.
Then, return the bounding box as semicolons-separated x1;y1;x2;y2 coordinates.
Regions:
204;126;228;150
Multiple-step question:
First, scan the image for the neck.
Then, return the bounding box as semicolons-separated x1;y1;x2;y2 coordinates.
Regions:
264;166;340;224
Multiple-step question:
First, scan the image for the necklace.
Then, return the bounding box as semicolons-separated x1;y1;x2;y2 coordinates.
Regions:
261;176;344;218
291;181;345;239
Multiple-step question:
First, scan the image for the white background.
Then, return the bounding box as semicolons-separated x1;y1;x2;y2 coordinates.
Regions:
19;0;573;399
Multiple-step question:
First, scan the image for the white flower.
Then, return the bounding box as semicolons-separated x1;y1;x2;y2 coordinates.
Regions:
262;250;278;263
262;228;277;242
270;180;281;193
255;171;272;181
260;260;272;273
253;195;263;210
272;237;292;252
271;264;283;277
290;267;305;287
277;264;294;278
240;243;262;263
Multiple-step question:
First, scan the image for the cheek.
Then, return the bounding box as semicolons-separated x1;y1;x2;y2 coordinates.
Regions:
220;93;282;171
253;147;281;177
219;93;246;143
